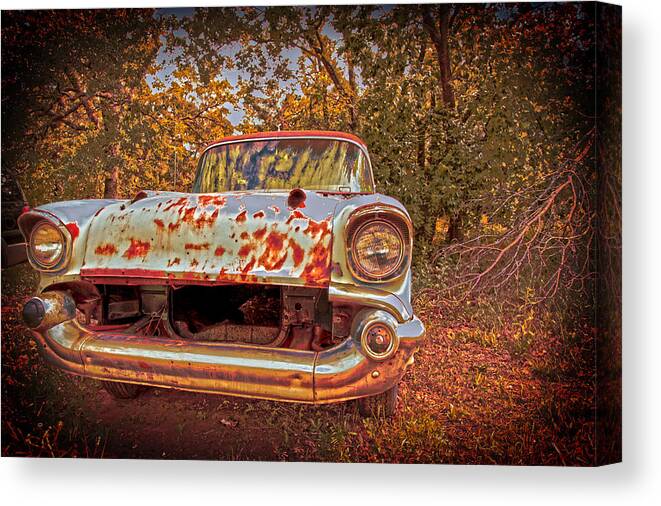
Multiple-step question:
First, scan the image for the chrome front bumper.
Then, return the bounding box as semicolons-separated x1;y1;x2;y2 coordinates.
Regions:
23;291;425;403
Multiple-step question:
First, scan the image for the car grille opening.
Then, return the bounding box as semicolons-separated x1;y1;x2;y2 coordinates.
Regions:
57;281;361;352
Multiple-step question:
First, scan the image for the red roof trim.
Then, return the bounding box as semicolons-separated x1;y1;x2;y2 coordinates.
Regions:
204;130;367;151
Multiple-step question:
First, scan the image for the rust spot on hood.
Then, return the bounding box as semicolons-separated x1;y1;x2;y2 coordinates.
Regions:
253;226;267;240
164;197;188;212
154;219;165;229
123;238;151;259
253;211;265;219
253;231;289;271
214;246;226;257
301;241;331;286
242;258;256;273
289;240;305;267
181;207;196;224
262;250;288;271
258;244;288;271
304;219;331;238
265;230;285;251
286;210;307;225
198;195;227;206
217;266;257;284
185;243;209;250
235;210;247;223
95;243;118;256
162;197;221;230
237;244;252;258
196;208;220;228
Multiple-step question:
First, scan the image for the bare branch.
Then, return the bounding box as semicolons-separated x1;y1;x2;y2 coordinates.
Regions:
436;129;596;305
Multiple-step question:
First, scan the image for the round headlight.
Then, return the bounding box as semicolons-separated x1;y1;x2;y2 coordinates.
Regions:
30;221;65;268
361;322;397;361
351;220;404;280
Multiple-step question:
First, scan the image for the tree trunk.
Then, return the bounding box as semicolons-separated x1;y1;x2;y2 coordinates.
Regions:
103;165;120;199
346;50;358;131
102;119;122;199
322;86;329;129
421;5;455;108
447;214;464;243
422;4;463;243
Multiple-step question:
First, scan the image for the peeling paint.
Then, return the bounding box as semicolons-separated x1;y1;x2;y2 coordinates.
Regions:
65;222;80;241
286;210;307;225
122;238;151;259
198;195;227;206
290;240;305;267
304;219;331;238
164;197;188;212
83;191;337;288
237;244;252;258
95;244;118;256
185;243;210;250
301;241;331;286
253;226;267;240
235;210;247;223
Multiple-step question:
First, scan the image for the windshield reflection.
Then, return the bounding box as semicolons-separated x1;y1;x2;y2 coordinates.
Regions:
193;138;374;193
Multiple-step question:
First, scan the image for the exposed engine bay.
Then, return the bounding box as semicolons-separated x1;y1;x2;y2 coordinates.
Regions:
63;282;356;352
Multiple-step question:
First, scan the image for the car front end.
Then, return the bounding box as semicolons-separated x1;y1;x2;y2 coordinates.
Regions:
19;132;425;415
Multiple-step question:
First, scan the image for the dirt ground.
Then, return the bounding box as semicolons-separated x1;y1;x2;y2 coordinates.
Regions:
1;263;599;464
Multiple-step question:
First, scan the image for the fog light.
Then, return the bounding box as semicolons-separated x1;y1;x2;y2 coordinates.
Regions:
23;298;45;329
361;322;397;361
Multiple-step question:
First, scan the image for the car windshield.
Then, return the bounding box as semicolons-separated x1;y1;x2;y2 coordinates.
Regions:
193;137;374;193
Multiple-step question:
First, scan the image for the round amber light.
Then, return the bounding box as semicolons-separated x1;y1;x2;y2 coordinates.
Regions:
362;322;396;360
352;221;403;279
30;221;64;268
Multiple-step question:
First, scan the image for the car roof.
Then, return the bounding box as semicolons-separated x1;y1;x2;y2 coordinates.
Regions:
205;130;368;151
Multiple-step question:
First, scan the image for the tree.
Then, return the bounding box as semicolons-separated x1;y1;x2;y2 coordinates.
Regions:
177;6;361;131
2;9;163;199
3;3;601;312
2;9;235;204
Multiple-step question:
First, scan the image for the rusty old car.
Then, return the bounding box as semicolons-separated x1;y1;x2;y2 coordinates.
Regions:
19;131;425;416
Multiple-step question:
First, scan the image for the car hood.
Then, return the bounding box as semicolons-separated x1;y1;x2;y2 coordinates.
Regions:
81;191;341;288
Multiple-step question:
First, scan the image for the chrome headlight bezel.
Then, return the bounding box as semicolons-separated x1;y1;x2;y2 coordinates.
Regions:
30;220;65;268
346;205;413;283
21;214;72;272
